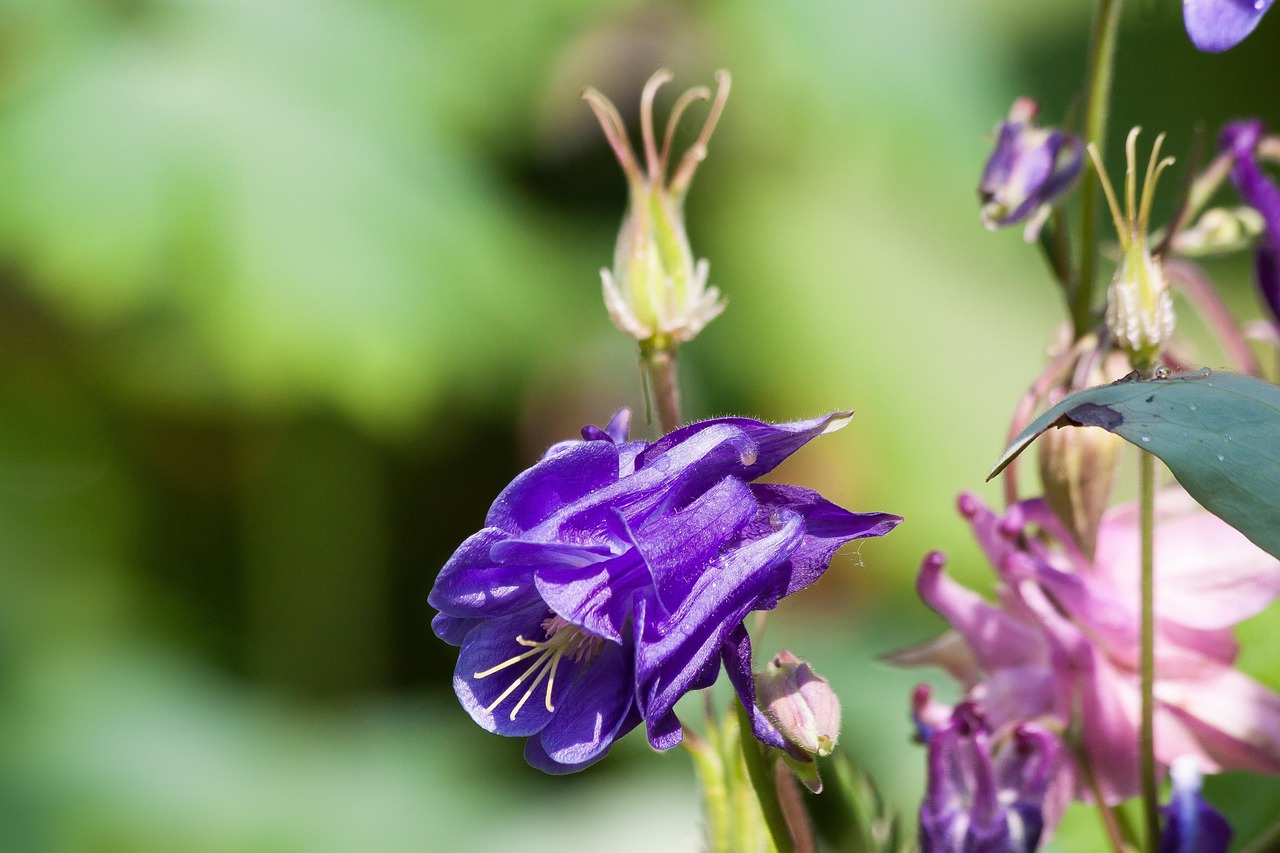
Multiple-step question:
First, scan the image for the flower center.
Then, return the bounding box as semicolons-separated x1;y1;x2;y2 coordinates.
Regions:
472;615;604;721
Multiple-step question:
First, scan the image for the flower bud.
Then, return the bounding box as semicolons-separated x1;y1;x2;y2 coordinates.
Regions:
978;98;1083;240
1090;128;1177;368
1170;206;1264;256
1037;351;1127;558
753;650;840;758
582;70;730;345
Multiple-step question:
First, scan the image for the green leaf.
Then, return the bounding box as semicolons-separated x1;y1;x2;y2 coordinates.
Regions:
989;370;1280;560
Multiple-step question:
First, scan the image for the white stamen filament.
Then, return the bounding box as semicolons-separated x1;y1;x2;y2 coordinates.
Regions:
473;616;604;721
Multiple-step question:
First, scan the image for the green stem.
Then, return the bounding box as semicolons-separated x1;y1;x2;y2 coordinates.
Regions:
640;336;682;433
1075;0;1124;339
1038;206;1077;299
736;702;794;853
1139;448;1159;851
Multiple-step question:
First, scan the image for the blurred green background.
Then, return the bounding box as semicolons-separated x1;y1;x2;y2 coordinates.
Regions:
1;0;1279;849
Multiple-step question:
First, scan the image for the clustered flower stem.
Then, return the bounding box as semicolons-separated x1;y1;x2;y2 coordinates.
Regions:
1075;0;1125;339
1139;447;1159;852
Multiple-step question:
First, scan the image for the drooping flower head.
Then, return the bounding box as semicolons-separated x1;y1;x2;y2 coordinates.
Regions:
891;489;1280;805
430;410;900;772
1157;756;1232;853
978;98;1084;240
1185;0;1274;52
918;703;1062;853
1220;119;1280;331
582;70;730;346
1089;128;1177;367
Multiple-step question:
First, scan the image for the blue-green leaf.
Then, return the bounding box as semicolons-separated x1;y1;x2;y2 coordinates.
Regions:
988;370;1280;560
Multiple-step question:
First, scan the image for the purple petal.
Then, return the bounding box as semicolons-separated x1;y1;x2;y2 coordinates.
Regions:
1221;120;1280;324
431;612;483;645
485;439;620;535
1185;0;1274;52
532;641;636;770
635;511;805;740
1255;242;1280;329
627;475;758;612
453;605;571;738
429;528;540;619
516;421;760;546
635;412;854;486
525;704;643;773
645;706;685;751
721;623;788;749
749;483;901;598
534;549;648;643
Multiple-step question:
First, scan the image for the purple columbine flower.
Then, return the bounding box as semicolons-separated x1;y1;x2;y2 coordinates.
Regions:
1185;0;1274;52
1157;757;1232;853
1221;120;1280;329
919;703;1062;853
429;409;900;772
978;98;1084;240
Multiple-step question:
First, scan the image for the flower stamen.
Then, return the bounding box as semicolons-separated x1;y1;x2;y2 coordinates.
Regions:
474;616;604;720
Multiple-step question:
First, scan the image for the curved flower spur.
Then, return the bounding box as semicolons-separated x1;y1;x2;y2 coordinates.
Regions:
429;410;900;772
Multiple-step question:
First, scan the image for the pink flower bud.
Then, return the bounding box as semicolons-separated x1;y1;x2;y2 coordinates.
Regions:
753;650;841;757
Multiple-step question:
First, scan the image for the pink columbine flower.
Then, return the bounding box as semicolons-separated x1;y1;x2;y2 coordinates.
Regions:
891;488;1280;805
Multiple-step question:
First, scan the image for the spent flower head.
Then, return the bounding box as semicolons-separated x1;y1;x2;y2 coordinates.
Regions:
583;69;730;346
1089;128;1177;368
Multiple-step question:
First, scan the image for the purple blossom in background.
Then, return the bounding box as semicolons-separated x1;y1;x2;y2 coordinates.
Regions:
1221;119;1280;329
429;409;900;772
978;98;1084;239
1185;0;1274;52
1157;757;1232;853
891;490;1280;804
919;703;1062;853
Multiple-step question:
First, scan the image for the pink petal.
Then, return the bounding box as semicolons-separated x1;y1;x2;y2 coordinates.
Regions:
1095;488;1280;630
1157;664;1280;776
916;552;1047;672
883;629;982;688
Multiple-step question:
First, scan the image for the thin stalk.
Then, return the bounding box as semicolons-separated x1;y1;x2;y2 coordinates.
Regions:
1075;744;1132;853
1075;0;1124;338
640;336;682;433
1038;206;1077;298
683;722;731;853
736;703;795;853
1139;449;1160;851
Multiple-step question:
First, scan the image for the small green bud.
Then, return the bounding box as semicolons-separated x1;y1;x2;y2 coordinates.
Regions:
754;650;841;758
1171;205;1265;256
583;69;730;344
